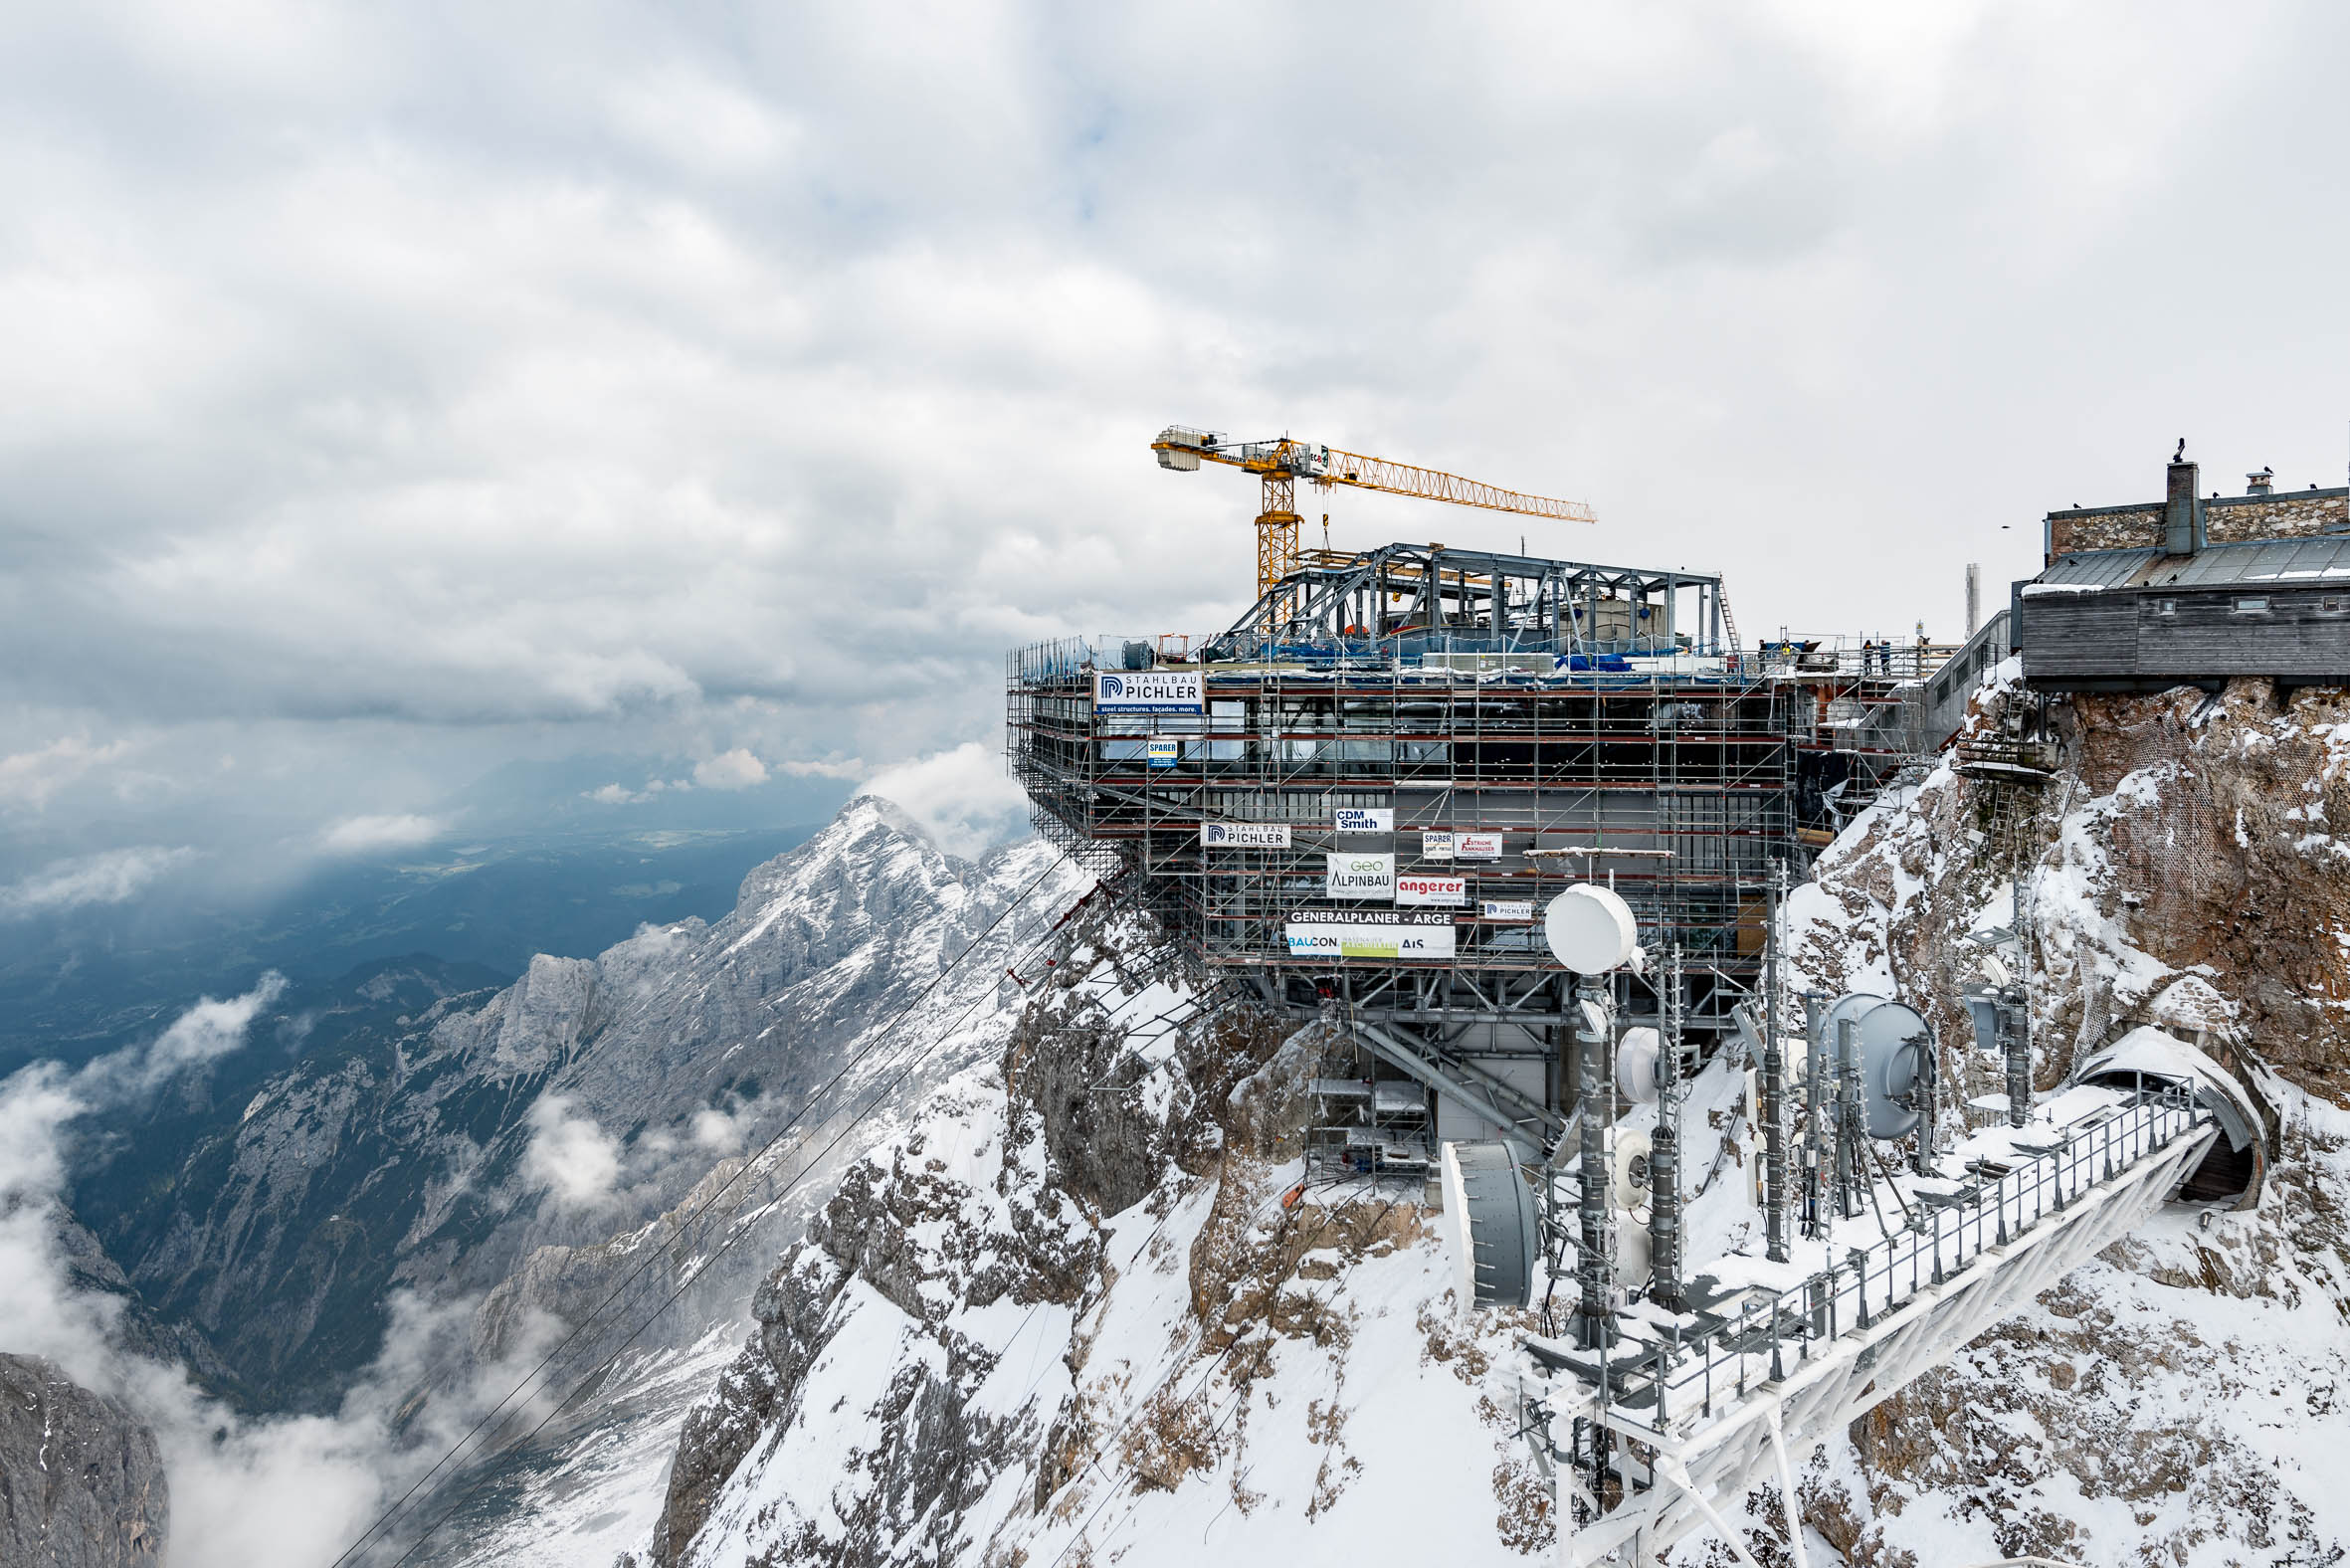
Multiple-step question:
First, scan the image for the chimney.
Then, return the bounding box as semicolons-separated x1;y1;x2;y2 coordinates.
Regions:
2165;447;2205;554
2247;466;2273;495
1965;562;1981;638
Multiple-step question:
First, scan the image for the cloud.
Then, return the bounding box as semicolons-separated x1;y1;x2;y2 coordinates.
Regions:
522;1094;624;1210
858;742;1031;860
691;748;769;791
318;813;447;854
0;845;198;916
2;5;2348;888
584;782;653;805
0;736;131;812
140;974;290;1085
0;978;569;1568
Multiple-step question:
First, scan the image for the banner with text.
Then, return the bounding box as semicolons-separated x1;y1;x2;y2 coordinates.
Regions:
1200;821;1291;849
1284;911;1457;960
1332;807;1394;834
1324;852;1396;900
1480;899;1536;922
1092;670;1204;712
1457;832;1504;861
1396;873;1468;906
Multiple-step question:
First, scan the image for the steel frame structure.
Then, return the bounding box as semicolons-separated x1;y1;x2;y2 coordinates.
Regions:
1007;545;1805;1155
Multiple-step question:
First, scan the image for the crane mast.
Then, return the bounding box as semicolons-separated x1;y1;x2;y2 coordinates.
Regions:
1152;427;1595;599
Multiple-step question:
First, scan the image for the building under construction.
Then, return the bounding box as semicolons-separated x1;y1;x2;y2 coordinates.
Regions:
1008;540;1940;1167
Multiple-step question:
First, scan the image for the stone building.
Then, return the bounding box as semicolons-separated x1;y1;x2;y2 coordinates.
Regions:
2017;449;2350;693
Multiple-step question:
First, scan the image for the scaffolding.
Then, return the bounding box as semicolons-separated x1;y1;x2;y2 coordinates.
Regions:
1007;544;1852;1166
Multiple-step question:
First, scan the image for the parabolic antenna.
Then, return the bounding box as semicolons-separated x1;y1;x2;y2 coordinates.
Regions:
1610;1128;1654;1211
1440;1140;1541;1312
1544;883;1638;974
1612;1214;1652;1288
1615;1026;1663;1105
1820;990;1885;1053
1855;999;1930;1138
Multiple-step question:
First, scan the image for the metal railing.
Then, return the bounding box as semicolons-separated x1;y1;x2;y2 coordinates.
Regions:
1577;1085;2208;1433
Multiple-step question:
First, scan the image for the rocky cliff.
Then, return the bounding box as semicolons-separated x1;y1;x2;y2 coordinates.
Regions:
639;671;2350;1568
640;899;1555;1568
1770;669;2350;1565
0;1354;167;1568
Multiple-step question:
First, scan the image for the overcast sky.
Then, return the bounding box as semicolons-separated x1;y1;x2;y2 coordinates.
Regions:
4;2;2347;885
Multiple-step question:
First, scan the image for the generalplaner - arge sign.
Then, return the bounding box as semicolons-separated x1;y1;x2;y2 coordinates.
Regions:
1284;911;1457;960
1092;670;1204;712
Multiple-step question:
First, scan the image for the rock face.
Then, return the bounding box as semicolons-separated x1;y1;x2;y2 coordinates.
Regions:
643;670;2350;1568
645;901;1540;1568
0;1354;166;1568
1771;668;2350;1565
82;798;1079;1416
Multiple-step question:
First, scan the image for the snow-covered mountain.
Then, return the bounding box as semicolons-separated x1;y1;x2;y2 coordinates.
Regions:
30;795;1088;1563
631;672;2350;1568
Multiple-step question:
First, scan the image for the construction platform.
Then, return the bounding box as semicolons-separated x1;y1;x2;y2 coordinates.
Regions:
1007;543;1966;1155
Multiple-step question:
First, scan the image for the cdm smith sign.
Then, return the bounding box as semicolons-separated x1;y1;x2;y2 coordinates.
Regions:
1092;670;1204;712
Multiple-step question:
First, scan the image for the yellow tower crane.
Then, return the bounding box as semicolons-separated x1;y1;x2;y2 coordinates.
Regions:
1151;427;1596;599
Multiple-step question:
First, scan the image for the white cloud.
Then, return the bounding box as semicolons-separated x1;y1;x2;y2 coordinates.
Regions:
0;976;567;1568
318;813;446;854
0;736;130;811
521;1094;623;1210
0;3;2341;878
689;1104;749;1154
140;974;290;1085
583;782;652;805
0;845;198;916
692;748;769;791
858;742;1031;860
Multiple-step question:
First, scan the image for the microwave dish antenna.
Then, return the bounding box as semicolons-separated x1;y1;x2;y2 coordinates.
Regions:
1855;1000;1931;1138
1544;883;1638;973
1440;1140;1542;1311
1615;1026;1664;1104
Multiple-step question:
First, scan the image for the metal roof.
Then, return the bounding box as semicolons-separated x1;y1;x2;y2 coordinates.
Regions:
2037;548;2160;589
2037;534;2350;592
2144;533;2350;587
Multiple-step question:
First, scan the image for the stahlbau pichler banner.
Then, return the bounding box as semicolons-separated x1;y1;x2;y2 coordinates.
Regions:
1092;670;1204;712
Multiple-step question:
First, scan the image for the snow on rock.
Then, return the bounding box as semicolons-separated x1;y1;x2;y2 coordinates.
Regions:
1733;675;2350;1567
635;677;2350;1568
642;905;1553;1568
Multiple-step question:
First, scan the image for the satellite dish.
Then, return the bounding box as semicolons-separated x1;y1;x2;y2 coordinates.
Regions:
1610;1128;1654;1210
1820;990;1885;1053
1440;1140;1541;1311
1855;1000;1930;1138
1612;1215;1652;1288
1544;884;1638;974
1615;1026;1663;1104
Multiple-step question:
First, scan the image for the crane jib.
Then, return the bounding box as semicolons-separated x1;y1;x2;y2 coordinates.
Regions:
1151;423;1596;598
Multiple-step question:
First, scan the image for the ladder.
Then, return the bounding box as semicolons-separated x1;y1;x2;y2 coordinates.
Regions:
1717;590;1743;664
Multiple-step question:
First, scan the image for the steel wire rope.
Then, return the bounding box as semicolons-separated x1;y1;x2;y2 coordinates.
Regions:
326;849;1078;1568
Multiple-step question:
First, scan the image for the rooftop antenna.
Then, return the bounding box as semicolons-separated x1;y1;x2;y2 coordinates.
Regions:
1761;862;1791;1263
1649;944;1686;1309
1543;883;1639;1347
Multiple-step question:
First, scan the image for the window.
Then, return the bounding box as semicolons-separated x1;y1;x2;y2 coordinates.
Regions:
2233;596;2270;616
2153;598;2178;618
2318;597;2347;619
